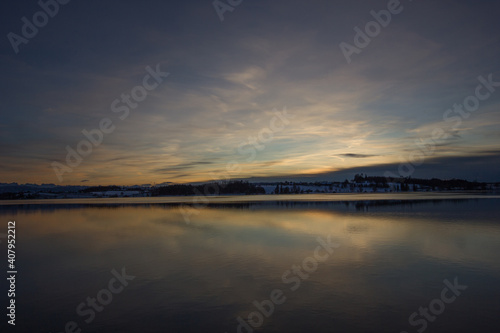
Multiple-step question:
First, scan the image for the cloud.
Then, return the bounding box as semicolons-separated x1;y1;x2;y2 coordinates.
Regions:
1;1;500;184
338;154;378;158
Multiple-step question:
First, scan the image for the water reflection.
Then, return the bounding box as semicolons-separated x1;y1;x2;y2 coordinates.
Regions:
2;198;499;332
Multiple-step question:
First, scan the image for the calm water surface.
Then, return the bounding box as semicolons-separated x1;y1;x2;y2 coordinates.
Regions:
1;195;500;332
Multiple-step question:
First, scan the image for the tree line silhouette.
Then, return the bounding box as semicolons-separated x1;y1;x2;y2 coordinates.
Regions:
353;173;487;191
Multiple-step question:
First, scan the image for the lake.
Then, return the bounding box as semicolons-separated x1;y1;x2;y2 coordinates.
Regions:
1;193;500;332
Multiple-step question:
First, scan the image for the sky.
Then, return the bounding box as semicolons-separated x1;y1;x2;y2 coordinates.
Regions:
1;0;499;185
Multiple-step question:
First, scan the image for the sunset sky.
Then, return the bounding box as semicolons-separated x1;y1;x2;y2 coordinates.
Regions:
1;0;500;185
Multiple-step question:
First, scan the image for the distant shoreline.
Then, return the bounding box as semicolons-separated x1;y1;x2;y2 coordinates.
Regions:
1;177;499;201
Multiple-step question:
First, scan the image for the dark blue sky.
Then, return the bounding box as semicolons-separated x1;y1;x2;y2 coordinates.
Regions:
1;0;499;184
